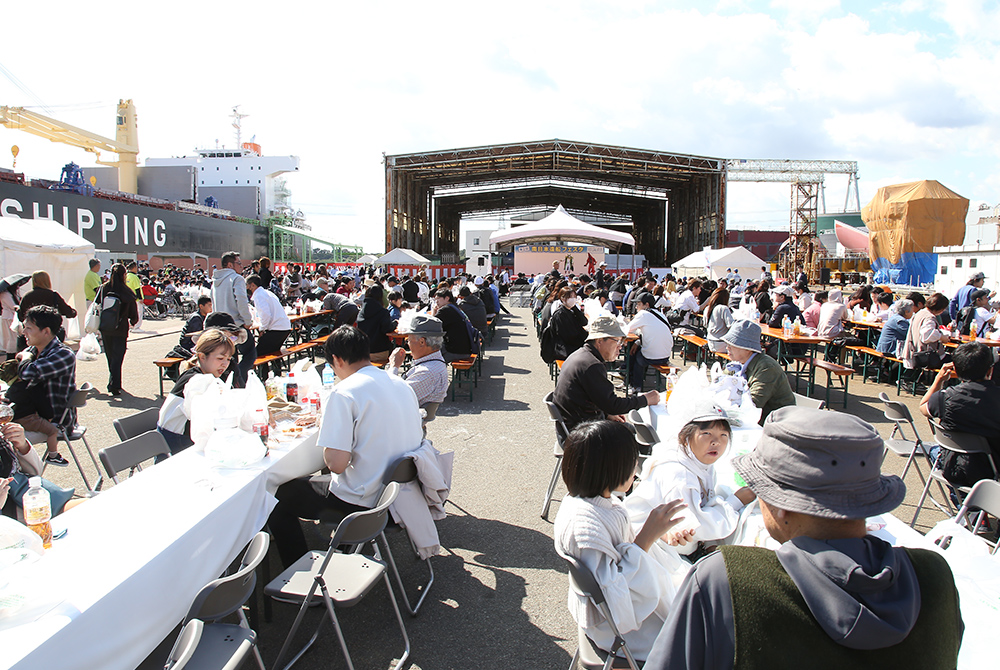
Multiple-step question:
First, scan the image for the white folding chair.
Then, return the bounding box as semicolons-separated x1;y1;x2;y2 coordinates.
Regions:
954;479;1000;554
793;392;825;410
378;456;435;616
178;531;269;670
265;482;410;670
878;392;930;484
627;409;659;456
560;552;640;670
542;391;570;520
911;419;998;528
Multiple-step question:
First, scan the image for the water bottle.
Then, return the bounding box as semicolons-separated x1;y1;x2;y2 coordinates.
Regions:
322;365;335;389
24;477;52;549
782;315;791;336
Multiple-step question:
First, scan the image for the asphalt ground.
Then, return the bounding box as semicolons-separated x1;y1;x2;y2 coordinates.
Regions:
35;305;947;669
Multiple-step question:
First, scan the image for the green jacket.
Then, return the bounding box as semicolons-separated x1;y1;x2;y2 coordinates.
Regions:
744;351;795;424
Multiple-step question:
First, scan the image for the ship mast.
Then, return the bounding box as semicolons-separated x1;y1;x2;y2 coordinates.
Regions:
231;105;248;149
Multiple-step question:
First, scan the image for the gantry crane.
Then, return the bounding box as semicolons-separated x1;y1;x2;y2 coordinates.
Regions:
0;99;139;194
726;159;860;281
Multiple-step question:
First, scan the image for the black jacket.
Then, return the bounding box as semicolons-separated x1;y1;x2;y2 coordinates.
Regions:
554;341;648;429
549;305;588;361
401;279;420;303
356;298;395;353
459;295;488;335
437;303;472;355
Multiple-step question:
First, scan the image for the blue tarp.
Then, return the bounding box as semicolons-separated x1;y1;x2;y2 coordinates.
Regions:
871;252;937;286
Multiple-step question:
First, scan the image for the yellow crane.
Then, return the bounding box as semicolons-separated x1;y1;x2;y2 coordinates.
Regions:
0;99;139;194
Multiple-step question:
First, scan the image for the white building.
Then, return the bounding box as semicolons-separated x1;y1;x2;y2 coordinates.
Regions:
465;229;493;276
933;242;1000;297
146;146;299;221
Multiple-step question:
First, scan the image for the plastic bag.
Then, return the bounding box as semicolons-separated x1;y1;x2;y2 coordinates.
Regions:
925;519;992;557
0;516;43;570
290;359;322;400
185;374;228;447
203;418;266;468
241;371;269;432
667;365;712;418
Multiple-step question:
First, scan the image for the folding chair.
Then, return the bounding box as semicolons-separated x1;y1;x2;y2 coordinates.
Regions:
179;531;269;670
792;392;825;410
911;419;998;528
112;406;160;441
378;456;435;616
878;392;930;484
954;479;1000;554
560;552;641;670
542;391;570;520
98;430;171;487
265;482;410;670
164;619;204;670
43;382;102;494
627;409;659;456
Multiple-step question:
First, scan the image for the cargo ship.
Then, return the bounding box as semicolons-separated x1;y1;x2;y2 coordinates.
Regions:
0;102;303;269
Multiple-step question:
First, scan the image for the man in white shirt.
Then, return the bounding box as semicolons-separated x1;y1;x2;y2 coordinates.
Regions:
247;274;291;376
817;288;850;338
626;294;674;393
674;279;704;326
268;326;424;567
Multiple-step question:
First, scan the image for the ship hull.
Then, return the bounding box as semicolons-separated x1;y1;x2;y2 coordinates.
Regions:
0;180;267;263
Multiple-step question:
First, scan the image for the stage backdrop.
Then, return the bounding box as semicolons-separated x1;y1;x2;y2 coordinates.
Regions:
514;244;605;277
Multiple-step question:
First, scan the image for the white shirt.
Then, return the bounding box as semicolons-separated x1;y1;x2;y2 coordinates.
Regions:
320;366;423;507
675;290;701;325
251;286;291;332
626;308;674;359
973;306;994;336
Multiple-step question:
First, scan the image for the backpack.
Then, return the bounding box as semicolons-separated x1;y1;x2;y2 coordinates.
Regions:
539;324;556;364
99;288;122;331
955;305;984;337
457;307;481;356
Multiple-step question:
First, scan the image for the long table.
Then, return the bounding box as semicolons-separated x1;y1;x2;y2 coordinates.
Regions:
640;402;998;669
0;428;324;670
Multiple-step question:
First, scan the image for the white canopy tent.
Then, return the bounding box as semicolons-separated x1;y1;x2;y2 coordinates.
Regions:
489;205;635;250
671;246;768;281
0;217;96;339
375;248;432;266
356;254;378;264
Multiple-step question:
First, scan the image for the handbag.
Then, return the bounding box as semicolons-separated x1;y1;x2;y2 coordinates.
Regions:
913;350;942;370
84;298;102;334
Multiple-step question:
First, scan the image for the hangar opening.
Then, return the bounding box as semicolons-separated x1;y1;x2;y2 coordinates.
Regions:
384;139;726;265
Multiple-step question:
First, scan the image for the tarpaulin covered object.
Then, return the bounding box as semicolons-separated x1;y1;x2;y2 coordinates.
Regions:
862;180;967;285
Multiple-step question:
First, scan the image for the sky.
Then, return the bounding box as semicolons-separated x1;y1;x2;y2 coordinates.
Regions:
3;0;1000;255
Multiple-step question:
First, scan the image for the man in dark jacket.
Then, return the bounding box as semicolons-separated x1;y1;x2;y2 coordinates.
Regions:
554;315;659;429
432;289;473;362
458;286;488;335
625;274;657;317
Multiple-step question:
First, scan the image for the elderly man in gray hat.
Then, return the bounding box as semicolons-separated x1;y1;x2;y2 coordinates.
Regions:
554;315;659;429
388;314;449;407
723;319;794;424
644;407;963;670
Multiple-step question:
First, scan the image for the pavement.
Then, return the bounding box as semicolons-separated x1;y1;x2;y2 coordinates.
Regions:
37;306;949;669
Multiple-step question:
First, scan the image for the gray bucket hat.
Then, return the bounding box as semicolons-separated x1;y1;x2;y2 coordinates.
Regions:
733;407;905;520
401;314;443;335
721;319;762;353
586;315;626;341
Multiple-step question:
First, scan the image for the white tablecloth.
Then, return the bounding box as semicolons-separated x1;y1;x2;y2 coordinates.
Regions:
642;402;999;669
0;426;325;670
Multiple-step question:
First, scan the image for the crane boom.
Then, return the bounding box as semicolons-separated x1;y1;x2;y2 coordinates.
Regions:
0;99;139;193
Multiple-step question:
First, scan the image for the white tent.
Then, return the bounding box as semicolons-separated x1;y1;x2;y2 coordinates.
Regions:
0;217;95;339
489;205;635;249
671;246;768;281
356;254;378;264
375;248;432;266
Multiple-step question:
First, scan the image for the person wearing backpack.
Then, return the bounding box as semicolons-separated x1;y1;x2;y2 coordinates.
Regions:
432;288;474;362
96;263;138;396
961;288;996;337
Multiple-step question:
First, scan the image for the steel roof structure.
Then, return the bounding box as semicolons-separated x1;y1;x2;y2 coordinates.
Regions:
384;139;727;265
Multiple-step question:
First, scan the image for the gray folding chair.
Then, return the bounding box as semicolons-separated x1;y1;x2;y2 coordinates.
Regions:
164;619;203;670
793;392;825;410
179;531;269;670
113;407;160;441
560;552;640;670
954;479;1000;554
43;382;102;493
879;392;930;484
98;430;171;486
542;391;571;520
911;419;998;527
265;482;410;670
627;409;659;455
378;456;434;616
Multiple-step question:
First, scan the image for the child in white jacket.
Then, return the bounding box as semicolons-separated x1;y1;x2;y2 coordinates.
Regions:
625;402;756;557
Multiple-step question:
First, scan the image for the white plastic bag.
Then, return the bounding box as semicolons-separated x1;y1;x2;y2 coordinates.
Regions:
290;359;323;400
925;519;992;557
241;371;269;432
76;332;100;361
667;365;712;418
185;374;227;447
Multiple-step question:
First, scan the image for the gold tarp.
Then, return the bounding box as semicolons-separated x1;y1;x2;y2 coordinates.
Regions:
862;180;968;265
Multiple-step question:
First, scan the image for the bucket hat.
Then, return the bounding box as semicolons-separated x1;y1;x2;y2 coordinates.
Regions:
733;407;904;519
586;315;626;341
721;319;763;353
400;314;443;336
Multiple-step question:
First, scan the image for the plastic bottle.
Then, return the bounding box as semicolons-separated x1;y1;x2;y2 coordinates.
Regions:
252;408;269;447
285;371;298;403
793;317;802;335
782;315;791;336
322;365;335;389
265;373;279;401
664;370;678;403
24;477;52;549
